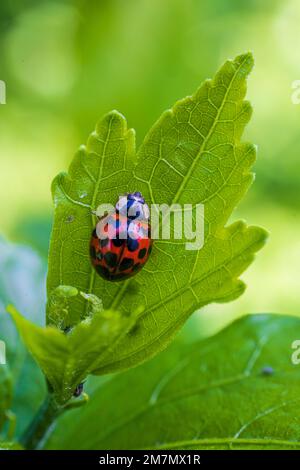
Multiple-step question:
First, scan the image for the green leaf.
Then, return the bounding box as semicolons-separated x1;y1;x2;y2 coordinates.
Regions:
47;111;136;326
47;52;267;374
0;238;46;437
46;285;79;329
0;441;23;450
46;285;104;330
0;367;12;433
7;302;137;404
46;314;300;450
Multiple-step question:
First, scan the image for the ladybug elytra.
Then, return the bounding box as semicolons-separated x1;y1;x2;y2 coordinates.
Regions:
90;192;152;281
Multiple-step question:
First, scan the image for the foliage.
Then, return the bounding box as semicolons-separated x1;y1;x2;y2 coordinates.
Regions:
3;52;270;449
47;314;300;450
40;52;266;383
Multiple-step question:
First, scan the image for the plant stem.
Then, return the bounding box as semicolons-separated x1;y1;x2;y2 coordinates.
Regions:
20;393;62;450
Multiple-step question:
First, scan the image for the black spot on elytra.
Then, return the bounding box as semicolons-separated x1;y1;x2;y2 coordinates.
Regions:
96;251;103;261
119;257;134;271
104;252;118;268
133;263;141;271
138;248;147;259
113;238;124;247
100;238;109;248
96;265;110;278
127;238;139;252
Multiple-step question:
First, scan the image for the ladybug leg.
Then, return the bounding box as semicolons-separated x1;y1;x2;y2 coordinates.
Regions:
62;327;86;398
63;325;72;334
73;382;84;398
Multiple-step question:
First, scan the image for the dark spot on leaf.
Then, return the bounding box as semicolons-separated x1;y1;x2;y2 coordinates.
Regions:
261;366;274;376
129;323;140;335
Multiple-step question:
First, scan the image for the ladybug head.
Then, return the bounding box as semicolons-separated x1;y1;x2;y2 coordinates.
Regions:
128;191;145;204
116;192;149;221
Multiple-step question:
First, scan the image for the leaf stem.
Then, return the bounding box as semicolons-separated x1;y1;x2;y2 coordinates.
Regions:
20;393;62;450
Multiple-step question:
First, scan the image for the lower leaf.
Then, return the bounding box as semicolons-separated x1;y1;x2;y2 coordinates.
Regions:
0;441;23;450
45;314;300;450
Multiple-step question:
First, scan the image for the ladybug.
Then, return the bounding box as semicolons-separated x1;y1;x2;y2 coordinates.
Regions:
90;192;152;281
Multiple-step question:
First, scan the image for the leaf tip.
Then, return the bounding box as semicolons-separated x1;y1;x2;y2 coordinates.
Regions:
109;109;125;118
96;109;127;132
6;304;16;316
94;110;135;151
254;226;269;249
51;171;67;202
236;279;247;296
234;51;254;72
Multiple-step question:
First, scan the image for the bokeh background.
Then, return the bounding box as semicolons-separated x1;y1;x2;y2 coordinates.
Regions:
0;0;299;339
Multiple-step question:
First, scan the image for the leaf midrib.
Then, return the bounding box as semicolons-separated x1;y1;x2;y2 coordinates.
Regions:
80;368;300;450
110;56;250;323
84;119;114;316
99;230;258;369
85;373;247;448
171;56;248;205
149;437;300;450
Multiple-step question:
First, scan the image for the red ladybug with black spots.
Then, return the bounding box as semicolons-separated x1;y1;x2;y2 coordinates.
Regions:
90;192;153;281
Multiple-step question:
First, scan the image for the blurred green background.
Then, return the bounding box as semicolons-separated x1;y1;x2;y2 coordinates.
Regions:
0;0;299;337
